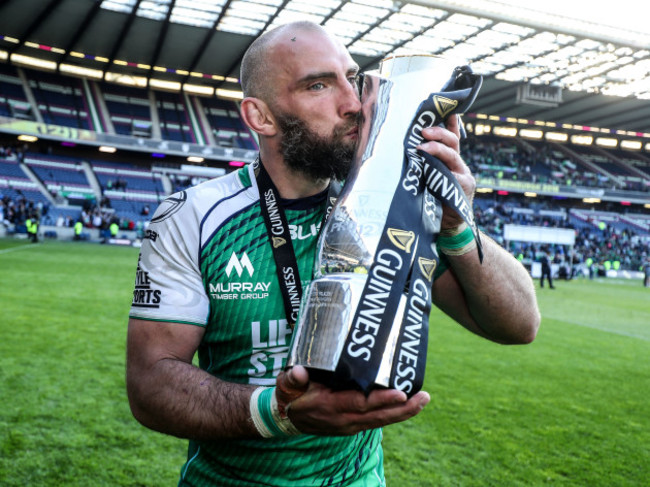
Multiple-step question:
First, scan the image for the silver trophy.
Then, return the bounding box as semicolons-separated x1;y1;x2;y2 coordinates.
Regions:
288;55;476;393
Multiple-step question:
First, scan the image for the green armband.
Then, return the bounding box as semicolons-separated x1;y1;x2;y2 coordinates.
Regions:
437;223;477;256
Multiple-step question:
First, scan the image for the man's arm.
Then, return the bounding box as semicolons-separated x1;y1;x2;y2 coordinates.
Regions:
126;318;430;440
126;318;258;440
420;117;540;344
431;236;540;344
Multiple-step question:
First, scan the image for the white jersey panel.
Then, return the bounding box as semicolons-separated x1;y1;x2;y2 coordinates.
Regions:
129;169;253;325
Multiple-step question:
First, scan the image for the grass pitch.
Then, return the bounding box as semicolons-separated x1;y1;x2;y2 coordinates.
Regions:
0;238;648;486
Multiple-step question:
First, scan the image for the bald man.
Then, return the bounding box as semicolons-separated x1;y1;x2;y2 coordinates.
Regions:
126;21;539;486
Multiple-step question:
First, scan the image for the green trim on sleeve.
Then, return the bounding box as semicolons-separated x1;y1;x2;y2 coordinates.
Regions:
128;315;207;327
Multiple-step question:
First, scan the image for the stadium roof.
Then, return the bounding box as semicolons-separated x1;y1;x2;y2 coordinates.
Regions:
1;0;650;134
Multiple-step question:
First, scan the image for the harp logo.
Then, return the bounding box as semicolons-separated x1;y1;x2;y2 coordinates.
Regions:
418;257;437;282
272;236;286;248
387;228;415;253
433;95;457;119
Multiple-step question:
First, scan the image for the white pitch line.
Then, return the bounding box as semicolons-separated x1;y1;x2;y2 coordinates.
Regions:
547;315;650;342
0;243;41;255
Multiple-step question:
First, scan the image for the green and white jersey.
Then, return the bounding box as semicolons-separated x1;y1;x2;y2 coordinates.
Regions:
130;163;385;487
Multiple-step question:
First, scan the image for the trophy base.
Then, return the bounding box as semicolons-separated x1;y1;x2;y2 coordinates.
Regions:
288;273;405;392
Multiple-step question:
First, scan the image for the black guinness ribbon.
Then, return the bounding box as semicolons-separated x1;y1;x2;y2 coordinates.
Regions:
334;66;483;396
256;159;340;329
388;191;440;396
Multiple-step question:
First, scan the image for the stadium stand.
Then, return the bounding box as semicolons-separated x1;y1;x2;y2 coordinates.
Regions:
0;62;647;276
101;82;153;137
200;96;259;150
91;159;164;224
474;191;649;273
462;135;650;193
25;68;92;130
0;63;33;120
154;90;195;143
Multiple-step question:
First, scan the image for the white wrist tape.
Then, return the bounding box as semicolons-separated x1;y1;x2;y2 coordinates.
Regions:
249;386;301;438
249;386;274;438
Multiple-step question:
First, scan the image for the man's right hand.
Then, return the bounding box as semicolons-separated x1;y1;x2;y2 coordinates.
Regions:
275;366;430;436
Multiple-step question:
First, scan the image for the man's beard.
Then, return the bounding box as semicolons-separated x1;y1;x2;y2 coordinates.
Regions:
276;114;357;182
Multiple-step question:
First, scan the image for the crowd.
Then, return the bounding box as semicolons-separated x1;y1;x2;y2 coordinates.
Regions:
474;196;650;273
2;136;648;272
0;190;145;240
3;185;647;275
0;144;26;161
462;136;650;192
1;191;46;227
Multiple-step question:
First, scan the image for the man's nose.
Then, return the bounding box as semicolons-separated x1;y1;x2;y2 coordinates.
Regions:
339;80;362;118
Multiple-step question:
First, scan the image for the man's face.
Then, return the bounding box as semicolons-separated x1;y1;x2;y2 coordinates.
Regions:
265;27;362;181
275;110;358;181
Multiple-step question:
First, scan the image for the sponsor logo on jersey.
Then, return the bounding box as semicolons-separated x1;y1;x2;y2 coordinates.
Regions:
289;223;320;241
247;318;293;385
225;251;254;277
132;256;162;308
210;251;271;301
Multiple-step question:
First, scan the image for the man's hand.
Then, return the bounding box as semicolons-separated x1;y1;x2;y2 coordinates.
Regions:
418;115;476;231
275;366;430;436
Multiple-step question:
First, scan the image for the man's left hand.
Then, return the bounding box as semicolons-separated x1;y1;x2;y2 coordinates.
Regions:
417;115;475;231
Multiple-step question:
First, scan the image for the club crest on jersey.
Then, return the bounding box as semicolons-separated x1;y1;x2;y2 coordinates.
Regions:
151;191;187;223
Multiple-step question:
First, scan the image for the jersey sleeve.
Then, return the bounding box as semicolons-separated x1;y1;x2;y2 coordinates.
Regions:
129;190;209;326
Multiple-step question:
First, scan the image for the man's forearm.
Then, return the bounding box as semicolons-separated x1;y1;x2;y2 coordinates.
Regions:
443;232;540;344
127;358;258;441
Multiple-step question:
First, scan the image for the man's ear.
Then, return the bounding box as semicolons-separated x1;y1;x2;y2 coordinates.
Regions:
240;97;277;137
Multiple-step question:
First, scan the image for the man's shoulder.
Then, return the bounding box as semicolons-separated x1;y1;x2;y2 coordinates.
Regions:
157;167;255;220
188;167;254;206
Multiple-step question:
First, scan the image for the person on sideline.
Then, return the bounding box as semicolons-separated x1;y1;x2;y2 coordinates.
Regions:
126;21;540;487
540;249;555;289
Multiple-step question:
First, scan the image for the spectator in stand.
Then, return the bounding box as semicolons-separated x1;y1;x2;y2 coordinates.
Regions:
92;210;103;229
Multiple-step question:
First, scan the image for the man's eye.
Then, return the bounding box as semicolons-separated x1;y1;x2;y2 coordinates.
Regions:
309;82;325;91
351;74;363;97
